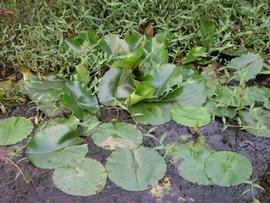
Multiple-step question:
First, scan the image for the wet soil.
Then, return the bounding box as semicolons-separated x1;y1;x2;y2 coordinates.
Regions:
0;105;270;203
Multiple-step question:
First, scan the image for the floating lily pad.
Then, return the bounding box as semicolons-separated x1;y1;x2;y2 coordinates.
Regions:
92;122;143;150
53;158;107;196
178;159;212;185
171;106;211;128
106;146;167;191
0;117;33;146
26;117;82;169
27;144;88;169
205;151;252;187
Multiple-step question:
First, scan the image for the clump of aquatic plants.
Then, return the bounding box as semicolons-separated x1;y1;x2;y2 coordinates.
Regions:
1;29;269;201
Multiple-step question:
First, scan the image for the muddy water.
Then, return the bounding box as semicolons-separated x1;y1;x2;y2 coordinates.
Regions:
0;106;270;203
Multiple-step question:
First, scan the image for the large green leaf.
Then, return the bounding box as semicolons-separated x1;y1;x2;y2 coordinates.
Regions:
198;17;217;50
0;117;33;146
98;67;135;106
239;107;270;138
178;159;212;185
53;158;107;196
26;117;83;169
27;144;88;169
99;34;129;56
128;102;174;125
61;81;99;119
106;146;167;191
205;151;252;187
149;64;183;97
165;81;207;107
111;48;144;69
171;106;211;128
92;122;143;150
124;33;144;51
125;82;155;106
227;53;263;82
141;33;169;76
24;74;66;116
65;30;97;54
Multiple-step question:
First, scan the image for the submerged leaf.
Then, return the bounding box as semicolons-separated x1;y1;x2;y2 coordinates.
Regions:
53;158;107;196
92;122;143;150
0;117;33;146
205;151;252;187
106;146;166;191
171;106;211;128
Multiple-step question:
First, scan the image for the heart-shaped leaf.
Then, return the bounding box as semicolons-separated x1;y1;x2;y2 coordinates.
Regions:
0;117;33;146
106;146;166;191
171;106;211;128
205;151;252;187
53;158;107;196
92;122;143;150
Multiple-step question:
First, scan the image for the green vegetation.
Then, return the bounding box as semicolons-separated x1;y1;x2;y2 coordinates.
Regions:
1;1;270;202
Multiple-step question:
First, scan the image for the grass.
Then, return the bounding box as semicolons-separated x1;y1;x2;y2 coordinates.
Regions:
1;0;270;74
